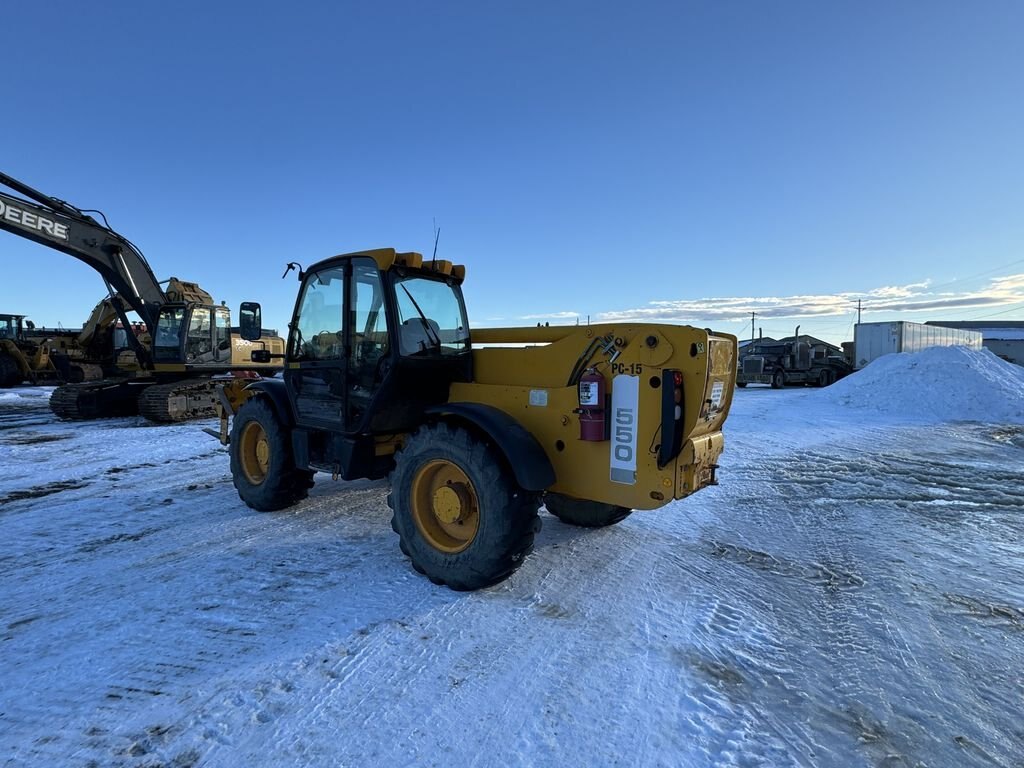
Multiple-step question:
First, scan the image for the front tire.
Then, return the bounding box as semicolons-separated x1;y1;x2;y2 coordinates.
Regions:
229;397;314;511
545;493;632;528
771;371;785;389
817;369;834;387
388;423;540;590
736;381;747;389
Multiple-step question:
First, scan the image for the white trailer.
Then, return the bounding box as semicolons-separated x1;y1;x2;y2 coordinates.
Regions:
854;321;983;369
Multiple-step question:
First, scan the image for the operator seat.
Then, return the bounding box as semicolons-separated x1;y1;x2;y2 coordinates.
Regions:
399;318;440;355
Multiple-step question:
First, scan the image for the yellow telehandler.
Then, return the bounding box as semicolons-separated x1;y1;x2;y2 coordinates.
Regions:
216;248;736;589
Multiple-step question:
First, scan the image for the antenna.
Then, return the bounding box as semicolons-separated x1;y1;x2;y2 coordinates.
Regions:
432;219;440;268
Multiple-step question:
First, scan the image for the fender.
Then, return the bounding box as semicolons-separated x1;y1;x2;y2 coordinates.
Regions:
426;402;556;491
244;377;294;425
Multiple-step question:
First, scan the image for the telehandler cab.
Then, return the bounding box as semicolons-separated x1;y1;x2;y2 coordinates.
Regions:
218;248;737;589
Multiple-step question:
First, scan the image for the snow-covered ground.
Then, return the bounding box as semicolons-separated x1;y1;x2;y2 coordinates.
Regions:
1;348;1022;767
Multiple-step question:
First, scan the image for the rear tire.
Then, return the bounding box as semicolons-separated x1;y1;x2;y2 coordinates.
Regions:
229;397;314;511
0;353;21;388
388;422;540;590
736;382;747;388
545;493;632;528
771;371;785;389
817;369;833;387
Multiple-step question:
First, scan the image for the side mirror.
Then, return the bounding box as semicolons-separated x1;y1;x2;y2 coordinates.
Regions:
239;302;262;341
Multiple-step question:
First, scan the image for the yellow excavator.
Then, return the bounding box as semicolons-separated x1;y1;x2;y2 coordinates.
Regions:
215;248;737;589
0;313;100;387
0;170;284;421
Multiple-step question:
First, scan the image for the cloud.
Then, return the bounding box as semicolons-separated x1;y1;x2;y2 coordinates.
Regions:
989;273;1024;292
594;273;1024;325
519;311;580;320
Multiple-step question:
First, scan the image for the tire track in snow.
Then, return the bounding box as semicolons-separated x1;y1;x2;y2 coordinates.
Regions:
4;390;1024;767
1;442;442;767
696;423;1024;767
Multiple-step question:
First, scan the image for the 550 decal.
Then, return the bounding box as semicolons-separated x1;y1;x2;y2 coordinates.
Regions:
613;407;634;462
609;374;639;485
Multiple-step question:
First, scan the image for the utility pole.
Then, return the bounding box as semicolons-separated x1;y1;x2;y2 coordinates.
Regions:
857;299;862;325
750;311;756;342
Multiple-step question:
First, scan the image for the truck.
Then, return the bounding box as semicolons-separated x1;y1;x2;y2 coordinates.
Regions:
854;321;984;369
736;328;851;388
214;248;738;590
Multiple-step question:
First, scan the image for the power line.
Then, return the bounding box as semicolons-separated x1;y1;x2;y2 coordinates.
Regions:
966;301;1024;320
923;257;1024;292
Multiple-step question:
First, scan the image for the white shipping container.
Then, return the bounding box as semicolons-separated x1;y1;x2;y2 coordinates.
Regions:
854;321;983;369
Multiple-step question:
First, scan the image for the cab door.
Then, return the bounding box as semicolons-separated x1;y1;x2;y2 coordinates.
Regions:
286;263;348;430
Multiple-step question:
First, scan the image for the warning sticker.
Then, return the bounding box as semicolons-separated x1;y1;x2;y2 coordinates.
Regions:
578;380;600;407
529;389;548;407
710;380;725;409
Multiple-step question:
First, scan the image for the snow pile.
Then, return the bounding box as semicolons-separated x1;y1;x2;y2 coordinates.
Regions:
822;346;1024;423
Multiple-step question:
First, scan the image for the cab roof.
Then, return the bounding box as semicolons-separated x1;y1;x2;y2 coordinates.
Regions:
312;248;466;283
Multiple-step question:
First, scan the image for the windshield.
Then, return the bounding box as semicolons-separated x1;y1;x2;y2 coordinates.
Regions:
394;274;470;356
751;344;787;355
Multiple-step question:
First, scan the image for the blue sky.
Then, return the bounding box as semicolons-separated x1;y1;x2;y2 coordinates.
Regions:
3;1;1023;344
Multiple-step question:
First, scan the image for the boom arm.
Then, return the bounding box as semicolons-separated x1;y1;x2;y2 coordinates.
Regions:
0;172;166;345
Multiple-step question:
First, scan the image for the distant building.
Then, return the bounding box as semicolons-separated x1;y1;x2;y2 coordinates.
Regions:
739;336;775;351
926;321;1024;366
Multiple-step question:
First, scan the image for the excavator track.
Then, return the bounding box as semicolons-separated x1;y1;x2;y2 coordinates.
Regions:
137;379;220;423
49;379;144;420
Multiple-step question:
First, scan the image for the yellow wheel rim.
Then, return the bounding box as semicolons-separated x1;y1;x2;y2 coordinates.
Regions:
410;459;480;554
239;421;270;485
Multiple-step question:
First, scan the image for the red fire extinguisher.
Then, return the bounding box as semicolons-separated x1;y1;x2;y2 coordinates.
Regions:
577;368;606;441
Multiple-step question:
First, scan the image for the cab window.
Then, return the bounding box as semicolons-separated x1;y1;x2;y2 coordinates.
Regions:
154;308;186;361
351;259;389;363
186;308;213;361
215;308;231;361
394;275;469;356
348;259;390;421
291;266;345;360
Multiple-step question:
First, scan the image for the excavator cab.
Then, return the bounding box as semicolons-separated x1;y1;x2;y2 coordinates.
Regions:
0;314;21;341
152;304;232;365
